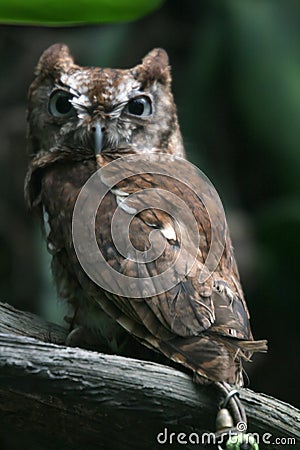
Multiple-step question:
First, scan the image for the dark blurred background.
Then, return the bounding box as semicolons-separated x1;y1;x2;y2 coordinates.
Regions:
0;0;299;407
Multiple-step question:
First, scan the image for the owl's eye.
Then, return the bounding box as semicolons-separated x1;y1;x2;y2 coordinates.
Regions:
124;96;152;116
48;90;74;117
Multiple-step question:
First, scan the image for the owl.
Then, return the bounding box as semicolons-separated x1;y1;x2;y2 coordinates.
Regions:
25;44;267;394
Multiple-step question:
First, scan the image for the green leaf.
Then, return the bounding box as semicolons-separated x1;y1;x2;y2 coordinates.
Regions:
0;0;164;25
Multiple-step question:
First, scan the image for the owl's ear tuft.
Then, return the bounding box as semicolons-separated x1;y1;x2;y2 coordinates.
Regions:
35;43;74;77
135;48;171;86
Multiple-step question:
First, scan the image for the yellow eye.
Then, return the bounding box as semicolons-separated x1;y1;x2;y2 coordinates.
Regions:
124;96;152;116
49;90;74;117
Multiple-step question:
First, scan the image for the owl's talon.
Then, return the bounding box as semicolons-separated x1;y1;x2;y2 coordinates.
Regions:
65;326;86;347
66;326;97;348
66;326;113;352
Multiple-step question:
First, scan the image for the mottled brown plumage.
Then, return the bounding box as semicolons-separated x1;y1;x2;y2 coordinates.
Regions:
25;44;267;387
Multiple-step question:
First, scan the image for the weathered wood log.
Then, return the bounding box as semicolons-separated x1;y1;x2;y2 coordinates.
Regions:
0;302;299;450
0;302;68;343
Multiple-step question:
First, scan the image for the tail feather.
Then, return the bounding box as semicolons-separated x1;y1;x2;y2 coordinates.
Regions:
238;339;268;352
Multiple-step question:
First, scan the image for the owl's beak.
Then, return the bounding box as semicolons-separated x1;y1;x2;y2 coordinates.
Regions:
92;123;104;155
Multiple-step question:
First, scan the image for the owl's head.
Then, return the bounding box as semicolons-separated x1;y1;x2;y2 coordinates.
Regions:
27;44;184;161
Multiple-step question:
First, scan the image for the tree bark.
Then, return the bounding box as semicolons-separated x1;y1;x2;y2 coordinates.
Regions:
0;302;298;450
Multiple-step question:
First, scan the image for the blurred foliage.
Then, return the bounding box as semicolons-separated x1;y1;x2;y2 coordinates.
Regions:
0;0;164;25
0;0;299;409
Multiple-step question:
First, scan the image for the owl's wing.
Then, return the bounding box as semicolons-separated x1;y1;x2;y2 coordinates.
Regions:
91;157;267;384
105;207;251;337
96;171;218;333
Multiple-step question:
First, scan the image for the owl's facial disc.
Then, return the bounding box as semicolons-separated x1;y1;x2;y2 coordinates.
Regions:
43;61;174;157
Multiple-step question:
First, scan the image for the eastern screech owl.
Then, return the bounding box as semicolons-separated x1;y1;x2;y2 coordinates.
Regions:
25;44;266;387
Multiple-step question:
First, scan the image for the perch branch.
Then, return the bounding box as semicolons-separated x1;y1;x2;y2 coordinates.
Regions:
0;302;298;450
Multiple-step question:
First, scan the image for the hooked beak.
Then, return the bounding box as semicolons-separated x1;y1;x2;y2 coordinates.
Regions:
92;123;104;155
